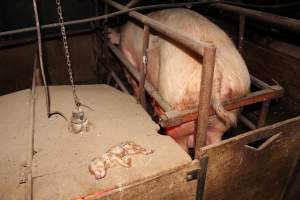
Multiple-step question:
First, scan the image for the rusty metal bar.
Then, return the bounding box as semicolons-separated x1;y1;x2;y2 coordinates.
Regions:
160;85;284;128
195;47;216;159
239;115;256;130
209;3;300;33
238;15;245;52
257;100;270;128
137;25;150;108
103;0;214;56
108;42;172;111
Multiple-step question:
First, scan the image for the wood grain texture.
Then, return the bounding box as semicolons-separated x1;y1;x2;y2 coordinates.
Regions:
243;41;300;102
201;116;300;200
97;161;199;200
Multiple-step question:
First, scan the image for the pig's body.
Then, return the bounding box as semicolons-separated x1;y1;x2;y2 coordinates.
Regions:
116;8;250;150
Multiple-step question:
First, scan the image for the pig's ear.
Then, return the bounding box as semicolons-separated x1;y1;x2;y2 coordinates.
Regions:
108;28;120;45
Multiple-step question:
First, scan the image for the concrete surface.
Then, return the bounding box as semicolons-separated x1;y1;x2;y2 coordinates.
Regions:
0;85;191;200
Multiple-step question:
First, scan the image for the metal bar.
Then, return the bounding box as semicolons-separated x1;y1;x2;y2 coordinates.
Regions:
160;85;284;128
103;2;110;79
195;47;216;159
2;1;299;38
137;25;150;108
32;0;51;118
126;0;141;8
238;15;245;52
196;156;209;200
250;75;274;89
103;0;214;56
238;115;256;130
209;3;300;33
0;28;93;49
0;1;219;37
111;71;130;94
108;42;172;111
257;100;270;128
25;53;38;200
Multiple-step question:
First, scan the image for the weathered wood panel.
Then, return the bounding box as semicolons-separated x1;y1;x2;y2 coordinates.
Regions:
98;161;199;200
243;41;300;103
201;116;300;200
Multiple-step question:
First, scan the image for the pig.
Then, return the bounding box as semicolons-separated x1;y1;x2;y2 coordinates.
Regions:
109;8;250;151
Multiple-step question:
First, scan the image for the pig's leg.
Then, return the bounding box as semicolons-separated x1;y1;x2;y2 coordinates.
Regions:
166;121;195;152
206;109;239;145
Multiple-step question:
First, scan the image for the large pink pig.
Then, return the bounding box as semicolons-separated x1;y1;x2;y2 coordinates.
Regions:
110;8;250;151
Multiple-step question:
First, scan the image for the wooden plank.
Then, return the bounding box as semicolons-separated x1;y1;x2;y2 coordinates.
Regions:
243;41;300;102
201;116;300;200
94;161;199;200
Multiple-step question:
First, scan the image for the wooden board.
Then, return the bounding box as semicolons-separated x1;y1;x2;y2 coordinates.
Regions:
0;89;30;200
243;41;300;102
201;116;300;200
31;85;192;199
98;161;199;200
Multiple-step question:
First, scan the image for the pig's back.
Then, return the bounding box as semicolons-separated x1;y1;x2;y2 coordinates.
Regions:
121;8;250;110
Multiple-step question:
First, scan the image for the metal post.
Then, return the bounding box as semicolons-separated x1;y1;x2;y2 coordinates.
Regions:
108;42;173;111
257;100;270;128
103;2;111;84
195;47;216;159
238;115;256;130
32;0;52;119
196;156;209;200
137;25;150;108
25;52;38;200
238;15;245;53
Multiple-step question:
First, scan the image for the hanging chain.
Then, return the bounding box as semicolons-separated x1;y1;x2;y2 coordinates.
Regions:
56;0;81;108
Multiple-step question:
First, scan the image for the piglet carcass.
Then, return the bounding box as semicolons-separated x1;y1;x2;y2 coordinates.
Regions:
109;8;250;151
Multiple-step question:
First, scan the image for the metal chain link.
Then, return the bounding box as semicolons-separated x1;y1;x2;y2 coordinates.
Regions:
56;0;81;107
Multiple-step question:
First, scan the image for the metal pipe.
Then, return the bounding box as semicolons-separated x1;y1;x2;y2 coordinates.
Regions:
126;0;141;8
103;0;214;56
25;53;38;200
0;1;219;37
32;0;51;118
257;100;270;128
108;42;172;111
137;25;150;109
2;1;300;38
238;15;245;52
238;115;256;130
111;71;130;94
209;3;300;33
160;85;284;128
0;28;93;49
195;47;216;159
